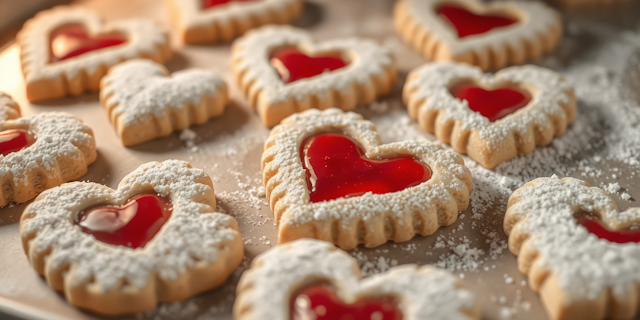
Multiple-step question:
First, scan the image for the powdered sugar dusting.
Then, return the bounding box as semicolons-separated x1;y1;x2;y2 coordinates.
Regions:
0;92;20;122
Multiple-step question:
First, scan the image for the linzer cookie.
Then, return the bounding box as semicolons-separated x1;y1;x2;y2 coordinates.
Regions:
20;160;243;315
18;6;171;102
262;108;472;249
166;0;303;44
100;59;228;146
403;62;576;169
394;0;562;70
232;25;397;127
234;239;480;320
505;176;640;320
0;92;96;207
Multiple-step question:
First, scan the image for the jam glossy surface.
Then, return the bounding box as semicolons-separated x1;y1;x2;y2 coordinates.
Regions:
50;24;127;63
270;47;349;83
290;284;403;320
0;129;36;156
449;82;531;122
575;214;640;244
301;133;432;203
202;0;255;8
437;4;519;38
76;194;172;248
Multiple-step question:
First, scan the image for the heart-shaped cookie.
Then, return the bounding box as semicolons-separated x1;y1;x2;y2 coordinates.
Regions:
394;0;562;70
0;92;96;207
234;239;480;320
100;59;228;146
505;176;640;320
166;0;303;44
20;160;244;315
262;108;472;249
232;26;397;127
18;6;172;102
403;62;576;169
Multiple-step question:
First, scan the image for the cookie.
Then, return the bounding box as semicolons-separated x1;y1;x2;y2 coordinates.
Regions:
403;62;576;169
394;0;562;70
0;92;96;207
166;0;303;44
262;108;472;249
505;176;640;320
18;6;172;102
234;239;480;320
20;160;244;315
232;25;397;127
100;59;228;146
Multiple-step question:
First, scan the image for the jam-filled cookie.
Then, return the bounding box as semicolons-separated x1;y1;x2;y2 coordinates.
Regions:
166;0;303;44
235;239;480;320
262;108;472;249
18;6;171;102
394;0;562;70
0;92;96;207
100;59;228;146
232;25;397;127
20;160;244;315
505;176;640;320
403;62;576;169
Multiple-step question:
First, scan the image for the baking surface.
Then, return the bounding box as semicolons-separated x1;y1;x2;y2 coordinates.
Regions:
0;0;639;319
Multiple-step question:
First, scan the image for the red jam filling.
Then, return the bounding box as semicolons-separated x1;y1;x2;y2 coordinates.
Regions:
575;214;640;244
270;46;349;83
437;4;519;38
76;194;172;249
0;129;36;156
300;133;432;203
449;82;531;122
49;24;127;63
202;0;255;8
290;284;403;320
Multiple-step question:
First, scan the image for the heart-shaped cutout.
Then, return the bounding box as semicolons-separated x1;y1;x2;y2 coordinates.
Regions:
395;0;561;70
290;284;402;320
301;133;431;202
233;26;396;127
0;129;36;156
270;47;350;83
437;4;519;38
202;0;256;9
235;239;480;320
263;109;471;249
574;214;640;244
76;194;172;248
449;82;531;122
50;24;127;63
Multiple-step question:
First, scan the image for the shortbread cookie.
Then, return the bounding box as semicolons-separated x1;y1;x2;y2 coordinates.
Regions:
100;59;228;146
262;108;472;249
166;0;303;44
18;6;172;102
404;62;576;169
20;160;243;315
394;0;562;70
235;239;480;320
0;94;96;207
505;176;640;320
232;25;397;127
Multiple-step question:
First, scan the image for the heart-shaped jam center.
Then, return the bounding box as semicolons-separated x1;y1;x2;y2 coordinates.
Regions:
202;0;256;8
270;47;349;83
76;194;172;248
301;133;432;203
50;24;127;63
437;4;519;38
290;284;403;320
0;129;36;156
575;214;640;244
449;82;531;122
